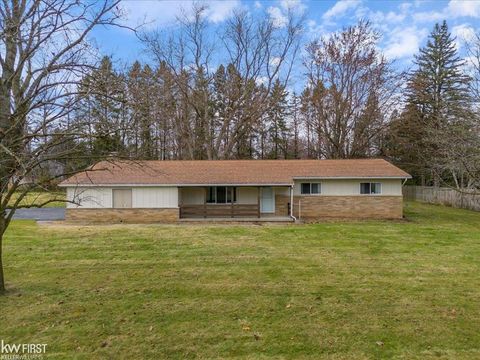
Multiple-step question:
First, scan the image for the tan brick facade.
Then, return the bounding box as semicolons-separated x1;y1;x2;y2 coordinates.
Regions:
276;195;403;219
65;208;179;223
275;195;290;216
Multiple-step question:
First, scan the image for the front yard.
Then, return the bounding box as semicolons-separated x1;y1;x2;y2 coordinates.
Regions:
1;202;479;359
8;191;66;208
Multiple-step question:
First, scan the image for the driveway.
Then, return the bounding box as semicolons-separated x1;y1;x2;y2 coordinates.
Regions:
9;208;65;221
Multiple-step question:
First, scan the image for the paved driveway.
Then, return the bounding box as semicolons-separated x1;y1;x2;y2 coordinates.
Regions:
9;208;65;221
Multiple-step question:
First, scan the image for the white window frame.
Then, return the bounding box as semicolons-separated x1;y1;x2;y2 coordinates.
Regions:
359;182;382;195
300;182;322;195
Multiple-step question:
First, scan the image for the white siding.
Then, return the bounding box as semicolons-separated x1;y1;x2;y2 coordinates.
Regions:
132;187;178;208
237;187;258;204
293;179;402;196
67;186;178;208
180;188;205;205
66;187;113;208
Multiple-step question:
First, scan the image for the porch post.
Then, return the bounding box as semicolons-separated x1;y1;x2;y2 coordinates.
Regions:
257;187;261;218
179;187;182;219
290;185;294;218
231;187;234;218
204;187;207;218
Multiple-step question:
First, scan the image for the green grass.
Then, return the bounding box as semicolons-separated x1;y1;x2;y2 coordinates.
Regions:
8;191;66;208
1;202;480;359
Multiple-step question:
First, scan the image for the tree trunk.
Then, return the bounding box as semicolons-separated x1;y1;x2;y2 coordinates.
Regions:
0;226;5;294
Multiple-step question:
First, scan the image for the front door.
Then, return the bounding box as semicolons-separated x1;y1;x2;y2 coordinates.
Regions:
260;187;275;213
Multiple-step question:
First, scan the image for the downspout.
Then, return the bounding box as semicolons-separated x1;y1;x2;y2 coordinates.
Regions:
290;185;297;222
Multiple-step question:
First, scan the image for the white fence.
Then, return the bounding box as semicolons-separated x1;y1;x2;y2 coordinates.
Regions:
403;186;480;212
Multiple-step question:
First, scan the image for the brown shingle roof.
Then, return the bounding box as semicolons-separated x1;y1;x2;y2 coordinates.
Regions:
59;159;411;186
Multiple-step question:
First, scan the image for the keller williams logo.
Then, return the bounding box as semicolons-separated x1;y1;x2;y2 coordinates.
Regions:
0;340;47;355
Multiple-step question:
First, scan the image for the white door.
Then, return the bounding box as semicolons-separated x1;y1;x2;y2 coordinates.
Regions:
260;187;275;213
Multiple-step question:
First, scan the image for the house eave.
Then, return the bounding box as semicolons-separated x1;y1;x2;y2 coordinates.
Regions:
58;183;294;188
292;176;412;180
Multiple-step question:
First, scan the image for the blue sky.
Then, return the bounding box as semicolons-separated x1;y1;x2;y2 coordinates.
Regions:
90;0;480;70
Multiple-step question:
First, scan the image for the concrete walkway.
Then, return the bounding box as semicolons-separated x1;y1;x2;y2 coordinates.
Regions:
180;216;294;223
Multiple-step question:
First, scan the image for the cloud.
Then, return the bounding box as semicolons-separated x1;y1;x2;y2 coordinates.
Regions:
270;57;281;66
464;55;480;72
447;0;480;18
412;11;444;23
413;0;480;22
267;6;288;28
280;0;307;14
120;0;240;29
322;0;361;20
206;1;241;23
266;0;306;29
452;23;476;49
384;26;428;60
362;2;415;36
369;4;411;27
254;1;262;9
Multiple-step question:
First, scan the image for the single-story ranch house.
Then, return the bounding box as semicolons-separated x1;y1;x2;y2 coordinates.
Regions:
59;159;411;223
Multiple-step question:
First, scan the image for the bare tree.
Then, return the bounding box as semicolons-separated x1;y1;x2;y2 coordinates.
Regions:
303;20;401;159
141;3;303;159
0;0;123;293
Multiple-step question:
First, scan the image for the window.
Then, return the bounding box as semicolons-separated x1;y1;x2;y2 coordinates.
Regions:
206;187;237;203
112;189;132;208
300;183;321;195
360;182;382;195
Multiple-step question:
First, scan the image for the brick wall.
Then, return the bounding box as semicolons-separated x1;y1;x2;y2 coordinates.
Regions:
277;195;403;219
275;195;290;216
65;208;179;223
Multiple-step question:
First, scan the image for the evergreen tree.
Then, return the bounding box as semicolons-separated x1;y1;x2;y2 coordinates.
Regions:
77;56;126;159
267;79;290;159
411;21;470;120
127;61;156;159
389;21;473;185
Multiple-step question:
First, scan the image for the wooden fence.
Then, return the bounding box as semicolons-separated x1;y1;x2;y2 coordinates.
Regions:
403;186;480;212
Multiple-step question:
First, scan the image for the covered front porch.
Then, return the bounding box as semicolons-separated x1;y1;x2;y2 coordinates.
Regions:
178;186;293;220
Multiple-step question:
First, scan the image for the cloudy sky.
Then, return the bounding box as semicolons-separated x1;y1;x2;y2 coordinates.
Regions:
91;0;480;68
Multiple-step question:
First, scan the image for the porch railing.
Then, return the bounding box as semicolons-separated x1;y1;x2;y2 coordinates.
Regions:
180;204;260;218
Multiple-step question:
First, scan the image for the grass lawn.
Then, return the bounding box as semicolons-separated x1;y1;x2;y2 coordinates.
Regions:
8;191;66;208
1;202;480;359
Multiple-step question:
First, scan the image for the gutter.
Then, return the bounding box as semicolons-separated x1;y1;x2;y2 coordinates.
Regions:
58;183;294;188
292;176;412;180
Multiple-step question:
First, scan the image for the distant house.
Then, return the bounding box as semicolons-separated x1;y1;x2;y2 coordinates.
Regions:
59;159;411;223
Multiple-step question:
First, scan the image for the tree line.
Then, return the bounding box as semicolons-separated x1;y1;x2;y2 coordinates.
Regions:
60;10;479;189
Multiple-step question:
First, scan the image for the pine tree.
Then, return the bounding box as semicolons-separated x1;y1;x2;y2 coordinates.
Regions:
290;93;301;159
408;21;471;128
127;61;157;159
267;79;290;159
390;21;473;185
78;56;126;159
